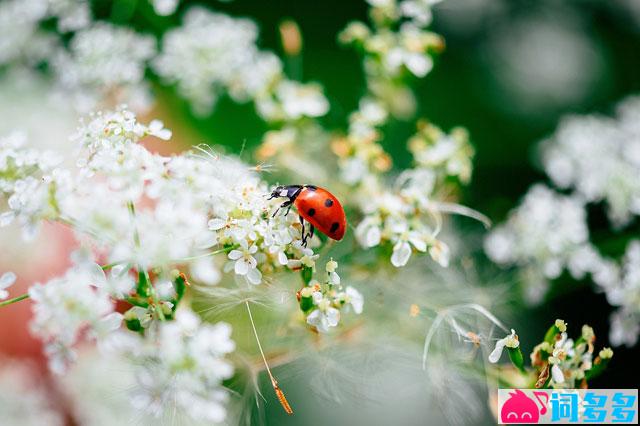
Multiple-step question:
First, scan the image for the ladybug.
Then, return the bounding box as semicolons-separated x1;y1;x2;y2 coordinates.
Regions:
269;185;346;246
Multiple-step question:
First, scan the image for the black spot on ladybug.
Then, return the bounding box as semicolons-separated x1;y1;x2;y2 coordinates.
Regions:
308;208;316;216
330;222;340;233
305;185;317;191
324;199;334;207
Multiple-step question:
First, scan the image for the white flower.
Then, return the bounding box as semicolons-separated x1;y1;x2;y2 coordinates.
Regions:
391;240;412;267
429;240;450;268
151;0;180;16
355;216;382;248
307;293;341;333
326;259;340;285
488;329;518;363
390;229;427;267
400;0;441;27
227;243;262;285
307;307;340;333
257;80;330;121
287;243;319;270
0;271;16;299
344;286;364;314
385;45;433;78
87;262;135;298
551;364;565;384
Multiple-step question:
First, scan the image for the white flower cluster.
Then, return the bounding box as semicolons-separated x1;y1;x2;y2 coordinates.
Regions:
487;97;640;346
486;185;640;344
0;131;64;239
2;107;360;322
48;0;91;32
153;7;282;115
153;7;330;121
0;360;64;426
0;108;323;280
107;309;235;423
529;322;613;389
0;0;56;66
257;1;474;270
0;0;90;66
541;96;640;227
354;122;475;267
484;185;591;302
0;107;365;421
603;241;640;347
299;260;363;332
332;4;477;269
340;0;444;118
28;254;124;374
52;23;156;112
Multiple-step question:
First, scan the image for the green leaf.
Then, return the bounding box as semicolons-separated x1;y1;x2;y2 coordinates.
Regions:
300;295;314;312
173;272;187;311
585;357;611;381
508;347;526;373
543;325;559;345
125;317;142;332
301;266;313;285
137;270;150;298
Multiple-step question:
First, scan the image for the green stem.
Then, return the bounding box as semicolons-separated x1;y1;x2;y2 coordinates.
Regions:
175;245;239;263
154;296;166;321
0;293;30;307
101;261;127;270
127;202;141;248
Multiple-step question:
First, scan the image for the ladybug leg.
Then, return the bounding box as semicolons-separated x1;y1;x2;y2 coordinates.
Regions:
299;215;307;246
301;221;315;248
272;200;292;218
304;225;315;247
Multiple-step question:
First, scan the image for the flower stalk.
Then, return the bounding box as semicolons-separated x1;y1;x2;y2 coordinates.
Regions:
0;292;30;307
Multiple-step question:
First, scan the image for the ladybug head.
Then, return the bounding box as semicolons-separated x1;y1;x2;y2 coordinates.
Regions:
268;185;286;200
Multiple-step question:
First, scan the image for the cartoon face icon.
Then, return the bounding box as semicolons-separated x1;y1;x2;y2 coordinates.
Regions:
501;390;547;423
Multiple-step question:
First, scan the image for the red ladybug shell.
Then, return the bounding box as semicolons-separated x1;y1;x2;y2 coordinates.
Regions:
294;186;346;240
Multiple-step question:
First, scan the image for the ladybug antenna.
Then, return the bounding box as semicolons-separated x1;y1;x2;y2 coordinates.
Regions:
245;300;293;415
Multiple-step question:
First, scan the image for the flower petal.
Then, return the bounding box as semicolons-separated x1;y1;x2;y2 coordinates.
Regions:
488;337;507;363
551;364;565;383
391;241;412;267
234;259;248;275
